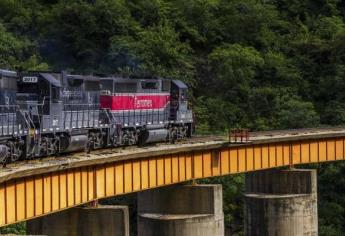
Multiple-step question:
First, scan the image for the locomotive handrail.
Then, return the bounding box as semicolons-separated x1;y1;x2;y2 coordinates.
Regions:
0;105;21;137
0;104;20;109
25;103;102;112
62;103;101;129
63;103;100;109
16;93;39;101
114;109;167;127
101;108;113;126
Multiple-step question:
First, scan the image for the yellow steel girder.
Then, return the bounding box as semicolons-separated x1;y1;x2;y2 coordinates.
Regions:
0;137;344;226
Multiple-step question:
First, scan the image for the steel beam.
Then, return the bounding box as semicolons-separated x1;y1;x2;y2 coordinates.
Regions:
0;137;344;226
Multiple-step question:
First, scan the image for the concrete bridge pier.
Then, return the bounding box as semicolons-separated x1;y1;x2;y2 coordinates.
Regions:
137;184;224;236
26;205;130;236
244;169;318;236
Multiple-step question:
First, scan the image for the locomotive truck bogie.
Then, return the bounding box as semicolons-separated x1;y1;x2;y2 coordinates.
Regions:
0;138;25;163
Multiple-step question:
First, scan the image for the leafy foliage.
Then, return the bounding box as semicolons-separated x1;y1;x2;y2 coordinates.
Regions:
318;163;345;235
0;222;25;235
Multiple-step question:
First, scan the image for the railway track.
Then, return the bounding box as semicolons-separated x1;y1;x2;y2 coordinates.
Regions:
2;127;345;177
249;126;345;137
0;135;226;174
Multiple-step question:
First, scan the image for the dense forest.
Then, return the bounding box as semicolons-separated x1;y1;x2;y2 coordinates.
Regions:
1;0;345;235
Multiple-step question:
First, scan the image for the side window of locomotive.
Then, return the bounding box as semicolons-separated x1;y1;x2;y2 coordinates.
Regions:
51;86;60;102
0;75;15;106
1;75;17;90
40;81;50;98
171;83;179;100
67;78;83;87
181;89;188;101
162;80;170;92
114;83;137;93
0;75;6;88
141;82;158;90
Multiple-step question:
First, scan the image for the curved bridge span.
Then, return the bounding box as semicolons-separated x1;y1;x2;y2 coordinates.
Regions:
1;128;345;226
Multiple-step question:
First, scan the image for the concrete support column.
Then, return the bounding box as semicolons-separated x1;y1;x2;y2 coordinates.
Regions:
244;169;318;236
27;205;129;236
137;184;224;236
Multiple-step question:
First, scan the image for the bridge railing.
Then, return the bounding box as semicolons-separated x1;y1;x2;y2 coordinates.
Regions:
229;128;250;143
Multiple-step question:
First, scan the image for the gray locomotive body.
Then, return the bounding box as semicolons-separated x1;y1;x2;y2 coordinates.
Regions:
0;70;194;163
100;77;193;146
0;70;28;163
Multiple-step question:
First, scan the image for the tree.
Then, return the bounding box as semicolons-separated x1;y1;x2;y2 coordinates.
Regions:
110;22;196;83
318;163;345;235
0;23;46;70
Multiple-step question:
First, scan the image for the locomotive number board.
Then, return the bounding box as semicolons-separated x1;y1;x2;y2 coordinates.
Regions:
22;76;38;83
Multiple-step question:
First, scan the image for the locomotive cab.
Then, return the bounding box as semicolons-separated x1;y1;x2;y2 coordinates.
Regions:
17;72;103;156
170;80;193;123
17;73;63;132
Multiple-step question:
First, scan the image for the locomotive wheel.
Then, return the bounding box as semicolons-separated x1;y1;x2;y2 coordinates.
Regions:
95;133;104;148
8;141;22;163
0;145;9;164
41;137;58;156
179;126;188;139
89;132;104;150
121;130;137;146
169;127;178;144
0;157;6;164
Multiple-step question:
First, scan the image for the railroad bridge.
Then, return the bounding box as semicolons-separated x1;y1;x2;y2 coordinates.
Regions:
0;128;344;235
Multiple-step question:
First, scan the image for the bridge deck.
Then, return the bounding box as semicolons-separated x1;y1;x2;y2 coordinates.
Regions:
1;127;345;226
1;127;345;184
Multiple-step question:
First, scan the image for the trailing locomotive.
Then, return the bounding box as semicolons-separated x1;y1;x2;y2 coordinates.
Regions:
0;70;28;163
0;70;193;163
100;76;193;145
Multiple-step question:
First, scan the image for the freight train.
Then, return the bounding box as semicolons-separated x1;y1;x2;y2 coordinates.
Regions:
0;69;193;163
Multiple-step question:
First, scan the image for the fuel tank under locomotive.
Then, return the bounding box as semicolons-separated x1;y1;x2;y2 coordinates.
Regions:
59;135;89;153
139;129;168;145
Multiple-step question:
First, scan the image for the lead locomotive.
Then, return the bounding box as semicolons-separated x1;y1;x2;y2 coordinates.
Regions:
0;70;193;163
